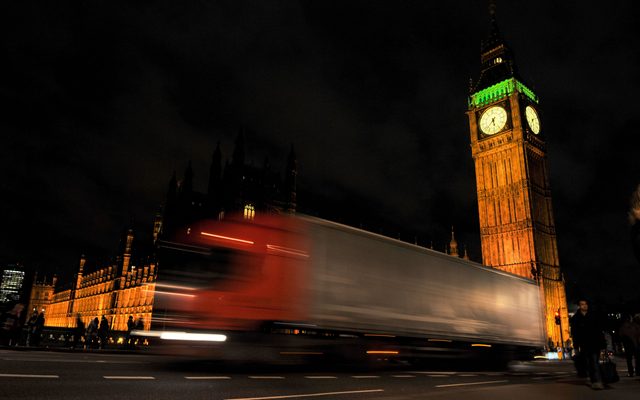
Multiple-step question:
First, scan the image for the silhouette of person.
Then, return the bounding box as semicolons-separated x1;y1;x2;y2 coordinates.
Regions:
72;314;85;349
570;298;605;390
620;314;640;377
86;317;99;349
31;311;45;347
1;303;24;346
125;316;135;348
98;316;110;349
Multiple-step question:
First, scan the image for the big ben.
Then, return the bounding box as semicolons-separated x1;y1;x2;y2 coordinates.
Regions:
466;5;569;347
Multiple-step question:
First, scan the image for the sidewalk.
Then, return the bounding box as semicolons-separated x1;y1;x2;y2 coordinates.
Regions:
0;343;145;354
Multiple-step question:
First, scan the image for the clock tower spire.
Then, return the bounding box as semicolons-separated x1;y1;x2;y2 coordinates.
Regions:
466;3;569;347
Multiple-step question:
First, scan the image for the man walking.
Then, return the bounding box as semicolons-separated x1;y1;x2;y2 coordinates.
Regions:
570;298;606;390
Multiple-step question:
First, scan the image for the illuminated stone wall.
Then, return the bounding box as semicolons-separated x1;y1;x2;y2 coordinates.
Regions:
43;263;156;331
26;276;55;315
46;290;72;327
40;230;157;332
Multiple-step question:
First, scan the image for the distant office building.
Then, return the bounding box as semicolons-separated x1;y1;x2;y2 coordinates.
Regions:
0;265;26;305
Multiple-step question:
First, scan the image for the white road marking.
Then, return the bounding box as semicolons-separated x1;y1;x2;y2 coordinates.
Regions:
248;376;286;379
304;376;337;379
1;357;144;364
225;389;384;400
103;376;155;380
351;375;380;379
459;374;478;377
185;376;232;380
0;373;59;379
427;375;450;378
391;375;415;378
436;380;509;388
409;371;456;375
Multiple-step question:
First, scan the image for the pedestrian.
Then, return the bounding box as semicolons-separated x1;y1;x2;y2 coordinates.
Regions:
72;314;85;349
86;317;99;349
125;315;135;348
619;313;640;377
25;310;38;346
98;316;110;349
570;298;606;390
0;303;24;346
135;317;144;331
31;311;45;347
133;317;145;348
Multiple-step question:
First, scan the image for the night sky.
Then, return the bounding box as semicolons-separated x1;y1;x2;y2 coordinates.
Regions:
2;1;639;305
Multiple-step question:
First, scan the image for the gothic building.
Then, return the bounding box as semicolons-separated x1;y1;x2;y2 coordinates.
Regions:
31;136;296;332
160;133;297;238
466;5;569;345
32;229;157;331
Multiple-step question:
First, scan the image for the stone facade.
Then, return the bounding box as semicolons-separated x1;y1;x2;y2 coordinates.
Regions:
467;10;569;346
33;230;156;332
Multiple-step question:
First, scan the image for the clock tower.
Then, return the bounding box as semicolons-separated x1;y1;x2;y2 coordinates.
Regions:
466;6;569;347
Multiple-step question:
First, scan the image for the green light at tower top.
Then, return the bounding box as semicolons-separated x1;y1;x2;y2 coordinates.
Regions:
469;78;538;109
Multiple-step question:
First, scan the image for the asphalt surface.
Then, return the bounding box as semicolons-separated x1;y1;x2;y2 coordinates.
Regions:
1;349;639;399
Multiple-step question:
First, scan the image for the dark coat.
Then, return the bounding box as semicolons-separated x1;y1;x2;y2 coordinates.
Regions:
570;310;605;352
75;318;85;335
620;319;640;349
34;313;45;332
99;318;109;335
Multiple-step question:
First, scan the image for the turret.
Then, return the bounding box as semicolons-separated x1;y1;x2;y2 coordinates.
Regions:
152;209;162;244
162;171;178;235
284;144;297;213
471;0;520;94
182;161;194;195
122;229;134;275
75;255;86;290
449;226;459;257
232;129;245;168
207;141;222;205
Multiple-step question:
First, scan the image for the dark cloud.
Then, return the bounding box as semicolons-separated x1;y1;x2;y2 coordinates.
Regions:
1;1;638;303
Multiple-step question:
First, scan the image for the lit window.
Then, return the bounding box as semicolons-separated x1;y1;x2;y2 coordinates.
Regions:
495;57;503;64
244;204;255;220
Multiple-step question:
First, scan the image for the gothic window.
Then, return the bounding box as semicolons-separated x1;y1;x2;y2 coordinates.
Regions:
244;204;255;220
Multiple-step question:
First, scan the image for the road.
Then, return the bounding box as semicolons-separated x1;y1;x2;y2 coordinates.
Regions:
1;349;638;399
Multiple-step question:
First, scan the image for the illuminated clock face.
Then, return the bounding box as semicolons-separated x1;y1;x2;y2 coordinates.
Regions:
479;106;508;135
525;105;541;134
